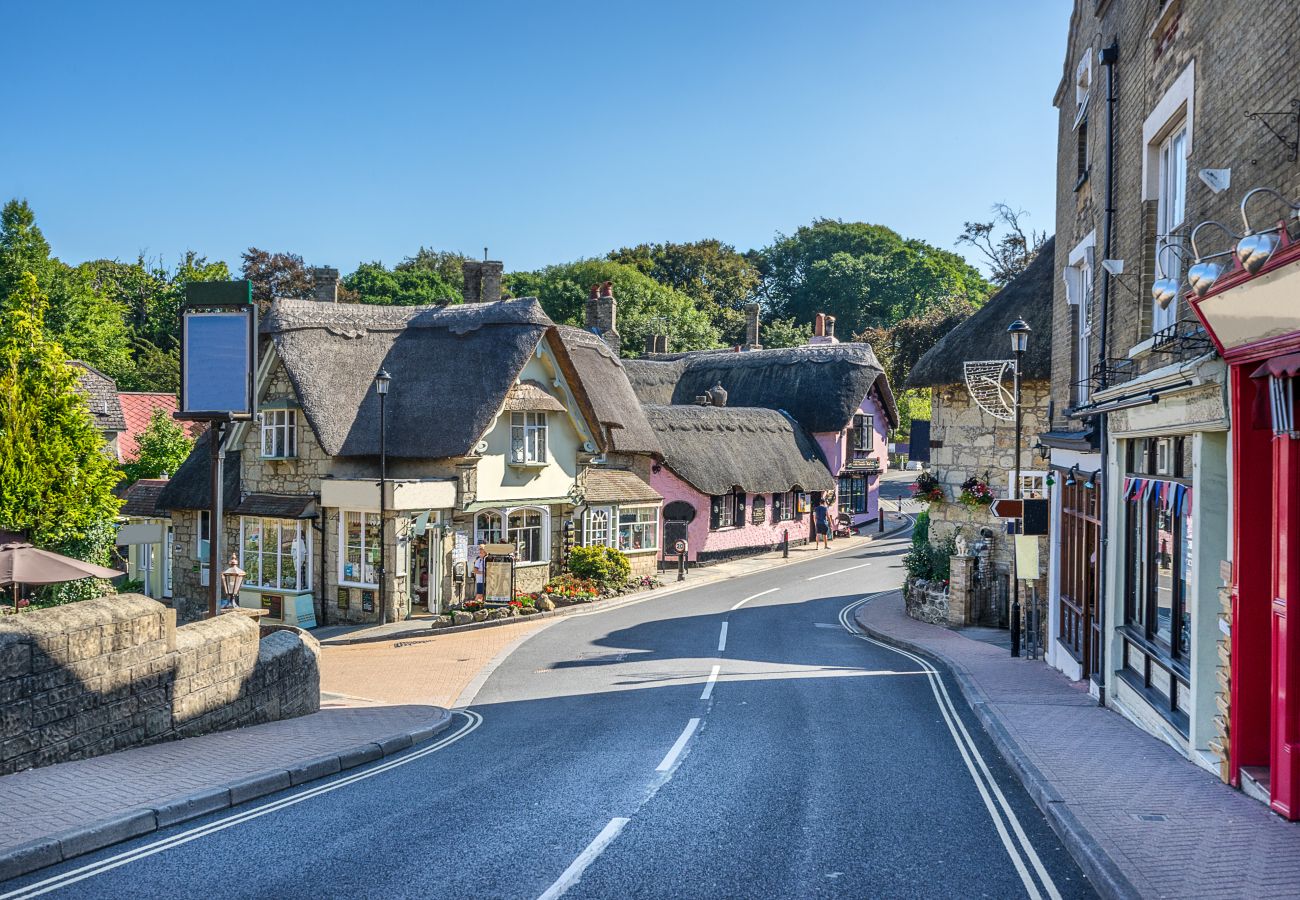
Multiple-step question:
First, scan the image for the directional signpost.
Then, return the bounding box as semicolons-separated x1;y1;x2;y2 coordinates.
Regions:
990;498;1023;519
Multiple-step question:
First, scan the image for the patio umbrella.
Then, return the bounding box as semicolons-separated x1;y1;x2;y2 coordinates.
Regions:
0;542;123;610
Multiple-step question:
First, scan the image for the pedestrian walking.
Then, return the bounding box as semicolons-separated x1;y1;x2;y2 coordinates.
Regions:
473;545;487;602
814;497;830;550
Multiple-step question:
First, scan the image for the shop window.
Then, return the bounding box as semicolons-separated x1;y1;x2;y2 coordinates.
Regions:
340;510;381;587
241;516;310;592
583;507;612;547
260;410;297;459
475;511;504;547
508;508;547;563
838;475;867;514
772;492;787;522
618;506;659;552
510;412;547;464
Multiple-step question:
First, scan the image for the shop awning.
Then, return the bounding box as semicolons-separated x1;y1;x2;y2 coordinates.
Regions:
464;496;573;513
232;493;317;519
1251;352;1300;380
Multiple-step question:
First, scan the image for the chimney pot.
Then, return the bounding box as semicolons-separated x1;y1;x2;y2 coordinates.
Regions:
585;280;620;354
309;266;340;303
814;313;826;337
709;382;728;407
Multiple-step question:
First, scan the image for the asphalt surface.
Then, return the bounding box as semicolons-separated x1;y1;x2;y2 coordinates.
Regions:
1;513;1096;899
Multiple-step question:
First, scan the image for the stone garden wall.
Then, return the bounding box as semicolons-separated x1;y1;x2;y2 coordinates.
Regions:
0;594;319;775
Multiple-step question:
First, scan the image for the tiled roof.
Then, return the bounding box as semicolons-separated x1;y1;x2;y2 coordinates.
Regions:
117;392;202;461
69;361;126;433
580;468;662;505
117;479;170;518
231;493;317;519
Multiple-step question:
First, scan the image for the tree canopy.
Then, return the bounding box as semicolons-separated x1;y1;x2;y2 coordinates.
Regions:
122;409;195;484
506;260;719;356
345;260;462;306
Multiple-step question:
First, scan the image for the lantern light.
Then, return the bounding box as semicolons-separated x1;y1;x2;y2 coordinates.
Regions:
1151;242;1191;310
1236;187;1300;275
1007;318;1031;354
1187;220;1242;297
374;368;392;396
220;555;245;608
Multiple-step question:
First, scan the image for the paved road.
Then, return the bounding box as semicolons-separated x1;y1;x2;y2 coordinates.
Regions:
1;524;1094;899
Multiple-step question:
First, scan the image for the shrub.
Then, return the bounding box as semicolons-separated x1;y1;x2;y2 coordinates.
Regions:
566;545;631;588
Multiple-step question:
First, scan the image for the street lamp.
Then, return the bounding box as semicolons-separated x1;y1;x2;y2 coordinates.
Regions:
375;368;391;626
220;554;245;610
1007;318;1031;658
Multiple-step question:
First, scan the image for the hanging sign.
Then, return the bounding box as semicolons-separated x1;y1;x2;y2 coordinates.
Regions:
179;281;257;420
990;498;1023;519
1014;535;1040;579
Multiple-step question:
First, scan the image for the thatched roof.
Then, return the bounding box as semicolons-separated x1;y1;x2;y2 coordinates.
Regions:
623;343;898;434
157;428;241;511
580;467;662;504
262;297;556;459
644;404;834;496
907;236;1056;388
555;325;661;455
69;361;125;433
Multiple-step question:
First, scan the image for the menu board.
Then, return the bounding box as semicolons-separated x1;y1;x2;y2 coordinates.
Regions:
485;558;513;605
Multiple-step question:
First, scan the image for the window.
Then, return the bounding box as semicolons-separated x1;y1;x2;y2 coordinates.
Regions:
838;475;867;514
164;525;173;598
772;492;787;522
1074;50;1092;127
851;414;873;454
340;510;381;586
260;410;297;458
710;490;745;530
1154;122;1188;333
508;508;546;563
199;510;211;587
1076;115;1090;188
618;506;659;552
475;511;504;547
1010;472;1050;499
1065;235;1096;405
583;507;612;547
241;517;310;591
510;412;547;464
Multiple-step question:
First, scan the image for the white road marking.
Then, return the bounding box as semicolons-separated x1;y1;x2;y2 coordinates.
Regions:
730;587;778;611
656;717;701;772
2;710;485;900
807;563;871;581
700;664;721;700
536;817;630;900
839;595;1062;900
717;621;728;652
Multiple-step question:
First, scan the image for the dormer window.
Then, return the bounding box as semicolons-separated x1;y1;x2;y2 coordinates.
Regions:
510;412;548;464
260;409;297;458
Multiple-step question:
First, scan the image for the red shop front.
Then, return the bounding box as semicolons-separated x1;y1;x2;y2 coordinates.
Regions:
1190;222;1300;817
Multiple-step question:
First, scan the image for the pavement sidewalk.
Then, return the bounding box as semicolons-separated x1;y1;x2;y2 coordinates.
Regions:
0;702;452;883
857;591;1300;900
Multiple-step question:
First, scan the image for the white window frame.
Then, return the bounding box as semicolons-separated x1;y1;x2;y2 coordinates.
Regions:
338;509;381;587
1074;50;1093;129
1010;471;1051;500
1154;122;1188;333
617;505;659;553
583;506;613;548
1065;232;1097;405
260;409;298;459
241;516;311;592
474;511;504;547
507;506;549;564
510;412;548;465
1141;62;1194;337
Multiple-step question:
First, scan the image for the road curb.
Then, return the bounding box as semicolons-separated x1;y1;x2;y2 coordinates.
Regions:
853;596;1140;900
319;515;915;647
0;707;454;885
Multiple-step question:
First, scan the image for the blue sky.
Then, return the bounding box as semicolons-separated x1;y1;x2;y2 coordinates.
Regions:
5;1;1071;276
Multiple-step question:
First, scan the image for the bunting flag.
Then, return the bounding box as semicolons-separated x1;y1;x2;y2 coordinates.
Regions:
1125;477;1193;515
1123;477;1133;499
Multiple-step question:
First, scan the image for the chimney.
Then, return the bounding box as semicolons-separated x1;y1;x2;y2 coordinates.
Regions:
809;312;839;346
644;333;658;355
744;303;761;350
584;281;621;354
655;334;669;353
462;259;504;303
309;266;339;303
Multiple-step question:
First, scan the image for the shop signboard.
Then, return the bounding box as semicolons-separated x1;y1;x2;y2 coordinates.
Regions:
337;587;350;610
361;590;375;613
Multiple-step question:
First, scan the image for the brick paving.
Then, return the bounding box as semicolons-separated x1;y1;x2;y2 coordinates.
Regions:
859;592;1300;900
0;703;442;859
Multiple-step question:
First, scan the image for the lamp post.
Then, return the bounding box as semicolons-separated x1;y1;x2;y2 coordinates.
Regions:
1007;318;1031;657
220;554;245;611
375;368;391;626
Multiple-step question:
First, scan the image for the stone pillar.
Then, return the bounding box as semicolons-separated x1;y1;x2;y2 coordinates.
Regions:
948;555;976;627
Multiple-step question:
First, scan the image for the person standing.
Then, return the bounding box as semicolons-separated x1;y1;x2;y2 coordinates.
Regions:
473;545;487;602
813;496;830;550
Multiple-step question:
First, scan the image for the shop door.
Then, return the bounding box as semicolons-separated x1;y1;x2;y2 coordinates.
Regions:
427;527;444;613
1271;431;1300;818
1059;481;1101;678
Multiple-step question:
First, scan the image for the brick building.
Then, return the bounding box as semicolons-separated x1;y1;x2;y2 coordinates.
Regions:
1042;0;1300;801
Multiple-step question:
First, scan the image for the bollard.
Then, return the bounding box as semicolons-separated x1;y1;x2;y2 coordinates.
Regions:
782;528;789;558
677;552;686;581
879;498;886;533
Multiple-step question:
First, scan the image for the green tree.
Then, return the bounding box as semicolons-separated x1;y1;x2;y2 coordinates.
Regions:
344;260;462;306
856;298;979;393
396;247;470;286
759;317;812;349
761;218;990;337
241;247;314;310
608;239;760;343
506;259;720;356
0;272;121;604
122;408;194;483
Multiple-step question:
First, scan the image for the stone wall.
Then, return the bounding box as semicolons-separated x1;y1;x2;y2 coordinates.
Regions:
0;595;319;775
905;579;951;626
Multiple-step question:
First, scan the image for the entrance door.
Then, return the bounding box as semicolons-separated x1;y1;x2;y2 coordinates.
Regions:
1059;480;1101;678
427;526;444;613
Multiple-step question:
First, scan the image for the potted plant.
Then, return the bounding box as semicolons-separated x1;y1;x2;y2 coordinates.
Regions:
910;471;945;503
958;472;996;509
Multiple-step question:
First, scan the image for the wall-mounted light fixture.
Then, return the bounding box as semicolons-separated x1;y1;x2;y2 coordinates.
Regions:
1187;220;1242;297
1237;187;1300;274
1084;469;1099;490
1101;258;1125;276
1152;242;1192;310
1033;440;1051;461
1065;464;1078;487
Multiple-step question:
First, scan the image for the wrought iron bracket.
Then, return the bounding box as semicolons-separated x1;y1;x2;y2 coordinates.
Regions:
1244;99;1300;162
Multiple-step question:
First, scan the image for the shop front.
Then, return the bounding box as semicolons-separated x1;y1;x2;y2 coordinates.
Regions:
1190;232;1300;816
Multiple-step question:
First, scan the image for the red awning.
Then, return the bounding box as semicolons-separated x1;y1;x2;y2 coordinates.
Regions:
1251;352;1300;379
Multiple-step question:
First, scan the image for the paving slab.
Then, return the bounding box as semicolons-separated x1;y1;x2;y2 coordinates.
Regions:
857;590;1300;900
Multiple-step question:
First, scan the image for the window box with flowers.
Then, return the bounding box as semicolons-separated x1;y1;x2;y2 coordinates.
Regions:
958;473;996;509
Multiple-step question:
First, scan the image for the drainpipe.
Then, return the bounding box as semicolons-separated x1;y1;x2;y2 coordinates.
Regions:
1094;40;1119;702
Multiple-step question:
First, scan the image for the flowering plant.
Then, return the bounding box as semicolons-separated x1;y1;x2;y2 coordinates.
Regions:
958;473;995;508
542;573;600;602
909;471;945;503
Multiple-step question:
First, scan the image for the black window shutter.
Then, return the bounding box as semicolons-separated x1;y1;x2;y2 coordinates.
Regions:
734;491;745;524
710;496;722;530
